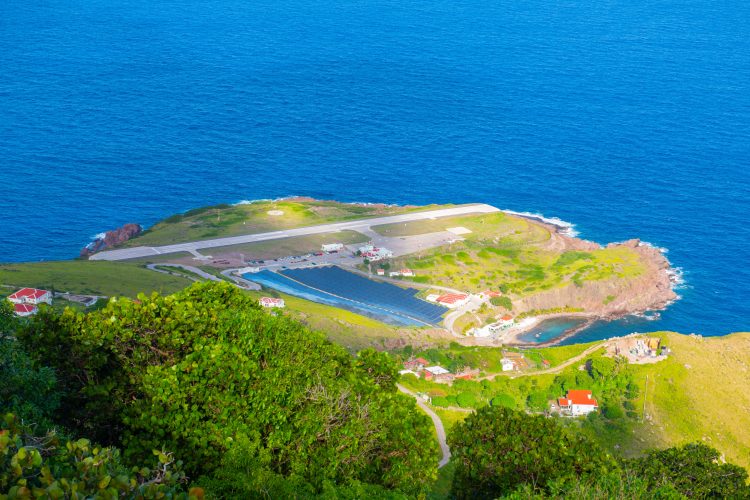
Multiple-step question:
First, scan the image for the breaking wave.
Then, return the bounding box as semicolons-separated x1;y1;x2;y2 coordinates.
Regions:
502;209;580;237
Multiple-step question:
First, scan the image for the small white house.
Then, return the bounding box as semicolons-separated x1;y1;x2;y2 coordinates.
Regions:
501;358;515;372
259;297;285;308
376;268;386;276
321;243;344;252
8;288;52;305
557;390;599;416
389;269;414;277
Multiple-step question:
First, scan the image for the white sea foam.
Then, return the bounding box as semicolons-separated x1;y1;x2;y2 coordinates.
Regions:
502;209;580;237
91;232;107;241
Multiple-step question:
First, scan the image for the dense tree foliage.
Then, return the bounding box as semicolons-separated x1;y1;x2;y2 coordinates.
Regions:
0;413;194;499
0;303;60;430
448;406;615;498
503;471;682;499
624;443;749;498
18;282;438;495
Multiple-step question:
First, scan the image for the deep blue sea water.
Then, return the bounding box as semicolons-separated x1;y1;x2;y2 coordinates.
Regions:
1;0;749;341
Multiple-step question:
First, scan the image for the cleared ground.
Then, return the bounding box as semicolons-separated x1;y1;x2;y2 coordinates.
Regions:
0;261;192;297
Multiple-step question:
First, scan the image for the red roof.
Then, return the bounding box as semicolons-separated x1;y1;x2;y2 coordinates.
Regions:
566;390;598;406
558;398;570;407
501;314;513;321
8;288;49;300
483;290;501;297
14;303;37;314
436;293;468;305
415;357;429;365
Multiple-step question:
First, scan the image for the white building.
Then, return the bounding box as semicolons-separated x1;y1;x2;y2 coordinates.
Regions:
7;288;52;305
361;247;393;262
321;243;344;252
501;358;515;372
389;268;414;277
239;266;261;274
557;390;599;416
259;297;285;308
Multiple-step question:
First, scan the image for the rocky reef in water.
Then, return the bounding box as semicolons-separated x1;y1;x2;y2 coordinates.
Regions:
81;223;142;258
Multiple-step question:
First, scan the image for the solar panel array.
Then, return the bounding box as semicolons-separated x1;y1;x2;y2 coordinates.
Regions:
281;266;447;325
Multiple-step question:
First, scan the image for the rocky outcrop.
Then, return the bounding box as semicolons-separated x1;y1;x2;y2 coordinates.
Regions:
514;238;678;317
81;223;142;257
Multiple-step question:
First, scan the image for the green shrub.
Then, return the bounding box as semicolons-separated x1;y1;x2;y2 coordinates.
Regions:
456;392;477;408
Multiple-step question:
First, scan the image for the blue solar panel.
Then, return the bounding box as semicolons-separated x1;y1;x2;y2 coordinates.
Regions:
280;266;447;325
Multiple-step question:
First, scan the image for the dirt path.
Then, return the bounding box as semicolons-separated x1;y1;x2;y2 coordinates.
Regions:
479;342;607;381
397;384;452;468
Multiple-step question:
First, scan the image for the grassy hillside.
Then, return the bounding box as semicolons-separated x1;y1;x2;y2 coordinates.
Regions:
401;332;750;474
626;331;750;468
121;199;454;248
384;212;646;296
0;261;192;297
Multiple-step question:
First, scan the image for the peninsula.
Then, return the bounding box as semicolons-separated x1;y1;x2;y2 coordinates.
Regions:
0;198;678;349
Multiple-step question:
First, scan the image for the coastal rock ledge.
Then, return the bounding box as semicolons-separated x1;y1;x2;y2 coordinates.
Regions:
81;223;142;258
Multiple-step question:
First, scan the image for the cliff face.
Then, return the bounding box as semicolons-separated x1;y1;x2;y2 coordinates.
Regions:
514;238;677;317
81;223;142;257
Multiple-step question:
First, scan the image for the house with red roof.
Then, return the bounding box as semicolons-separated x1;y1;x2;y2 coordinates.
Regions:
259;297;285;308
436;293;469;308
480;290;501;299
403;357;429;372
8;288;52;306
557;390;599;416
13;303;38;317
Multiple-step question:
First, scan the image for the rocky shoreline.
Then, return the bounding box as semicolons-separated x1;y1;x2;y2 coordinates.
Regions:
493;216;679;346
80;223;142;258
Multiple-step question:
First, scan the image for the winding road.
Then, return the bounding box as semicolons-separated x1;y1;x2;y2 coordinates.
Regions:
479;342;607;381
397;384;452;468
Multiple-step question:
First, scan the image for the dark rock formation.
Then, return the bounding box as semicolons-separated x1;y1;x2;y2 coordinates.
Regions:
81;223;142;257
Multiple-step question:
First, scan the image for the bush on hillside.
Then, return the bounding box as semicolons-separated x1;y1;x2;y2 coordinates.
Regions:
19;282;438;496
449;406;615;498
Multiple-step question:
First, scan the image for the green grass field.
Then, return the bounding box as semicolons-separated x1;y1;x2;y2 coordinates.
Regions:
386;213;646;296
0;261;192;297
121;199;454;248
623;331;750;469
238;288;438;351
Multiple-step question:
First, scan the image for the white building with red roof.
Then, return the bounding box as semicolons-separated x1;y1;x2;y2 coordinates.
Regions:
436;293;469;308
7;288;52;306
13;303;39;317
259;297;285;308
557;390;599;416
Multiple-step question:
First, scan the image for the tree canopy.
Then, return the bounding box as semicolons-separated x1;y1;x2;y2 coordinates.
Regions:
17;282;438;496
448;406;615;498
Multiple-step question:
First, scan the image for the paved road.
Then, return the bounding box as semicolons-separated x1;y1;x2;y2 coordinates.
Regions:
146;263;222;282
397;384;452;468
478;343;607;381
89;204;499;261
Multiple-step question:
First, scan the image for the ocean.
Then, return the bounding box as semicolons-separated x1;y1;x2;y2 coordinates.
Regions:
1;0;748;340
